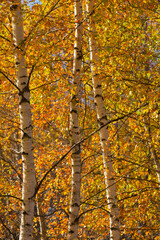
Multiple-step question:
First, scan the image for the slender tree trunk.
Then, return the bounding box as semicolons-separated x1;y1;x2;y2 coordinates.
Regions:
68;0;83;239
11;1;36;240
141;17;160;188
87;1;120;239
147;132;160;186
143;118;160;186
36;195;47;240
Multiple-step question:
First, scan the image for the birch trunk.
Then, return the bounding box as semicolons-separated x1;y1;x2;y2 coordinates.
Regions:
147;133;160;186
144;118;160;186
68;0;83;239
36;195;47;240
87;1;120;239
11;1;36;240
141;17;160;188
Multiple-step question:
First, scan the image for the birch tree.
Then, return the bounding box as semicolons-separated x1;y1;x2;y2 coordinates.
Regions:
10;1;36;239
36;195;47;240
142;17;160;187
1;0;159;239
143;119;160;186
86;0;120;239
68;0;83;239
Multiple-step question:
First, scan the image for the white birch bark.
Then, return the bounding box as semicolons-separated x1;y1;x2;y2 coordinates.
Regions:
68;0;83;239
36;195;47;240
87;1;120;239
11;1;36;240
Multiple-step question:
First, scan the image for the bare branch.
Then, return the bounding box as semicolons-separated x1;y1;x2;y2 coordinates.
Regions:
0;70;20;92
0;216;18;240
1;156;22;181
0;194;22;202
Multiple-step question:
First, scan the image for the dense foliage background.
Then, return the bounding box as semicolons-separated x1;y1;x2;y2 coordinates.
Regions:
0;0;159;239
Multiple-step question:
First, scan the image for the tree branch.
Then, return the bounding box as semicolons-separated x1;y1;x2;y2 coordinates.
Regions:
25;0;61;42
0;216;18;240
32;103;148;198
0;194;22;202
0;70;20;92
1;156;22;181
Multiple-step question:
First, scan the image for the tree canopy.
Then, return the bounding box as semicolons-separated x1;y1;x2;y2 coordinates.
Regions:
0;0;159;239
